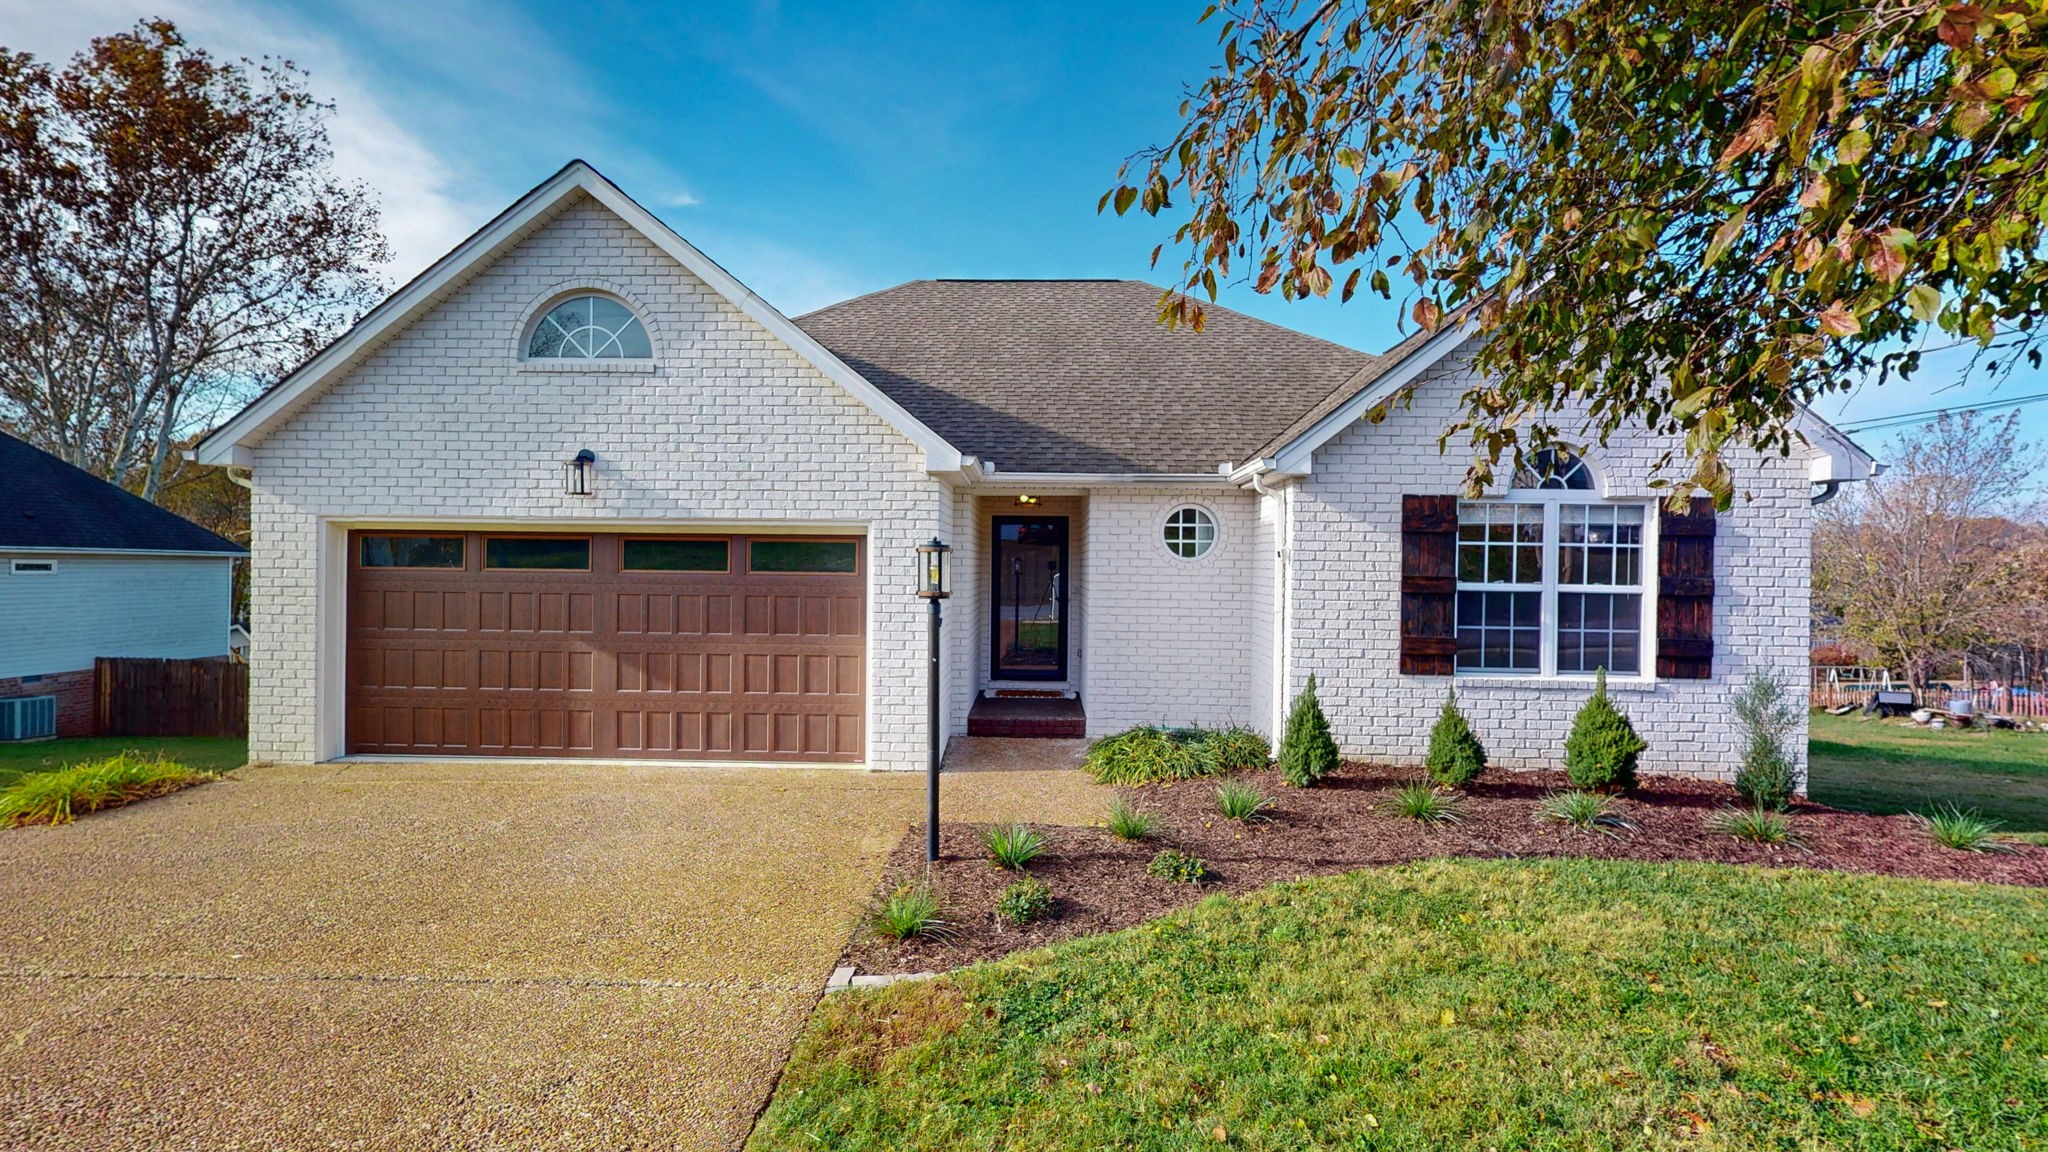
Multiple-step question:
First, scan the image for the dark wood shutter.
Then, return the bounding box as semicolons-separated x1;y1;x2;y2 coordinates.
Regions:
1656;497;1716;679
1399;495;1460;676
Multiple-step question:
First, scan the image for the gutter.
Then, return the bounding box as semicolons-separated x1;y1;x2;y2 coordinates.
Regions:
973;466;1238;488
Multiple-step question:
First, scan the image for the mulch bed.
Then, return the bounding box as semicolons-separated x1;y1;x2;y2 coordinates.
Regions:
844;762;2048;975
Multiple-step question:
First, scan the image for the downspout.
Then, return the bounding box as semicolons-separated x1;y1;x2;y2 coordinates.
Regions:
1246;466;1291;745
1809;480;1841;506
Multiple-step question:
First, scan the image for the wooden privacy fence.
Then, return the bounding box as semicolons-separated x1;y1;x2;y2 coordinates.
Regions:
1810;673;2048;719
95;657;249;738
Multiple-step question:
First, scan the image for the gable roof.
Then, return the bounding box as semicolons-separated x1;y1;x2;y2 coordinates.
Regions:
192;161;963;472
794;280;1376;475
0;431;244;555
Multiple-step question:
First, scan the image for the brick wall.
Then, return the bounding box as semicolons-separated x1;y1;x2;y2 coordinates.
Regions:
1287;343;1814;786
246;193;954;767
0;668;95;738
1083;487;1269;735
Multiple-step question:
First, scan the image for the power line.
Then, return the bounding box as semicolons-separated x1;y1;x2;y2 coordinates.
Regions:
1836;390;2048;433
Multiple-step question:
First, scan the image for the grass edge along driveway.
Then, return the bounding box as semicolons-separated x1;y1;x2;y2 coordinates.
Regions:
751;857;2048;1151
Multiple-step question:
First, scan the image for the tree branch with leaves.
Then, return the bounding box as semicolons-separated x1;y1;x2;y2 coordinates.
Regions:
1109;0;2048;502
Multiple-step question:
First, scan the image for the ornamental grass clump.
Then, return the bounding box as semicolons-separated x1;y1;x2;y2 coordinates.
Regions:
1103;798;1158;841
1707;806;1797;845
1278;675;1340;787
1563;669;1647;793
1085;725;1270;785
1914;805;2016;853
1732;671;1800;809
1215;779;1274;823
1383;781;1464;826
865;883;951;942
0;754;214;827
1423;687;1486;788
1536;790;1639;836
982;823;1049;871
1200;726;1273;774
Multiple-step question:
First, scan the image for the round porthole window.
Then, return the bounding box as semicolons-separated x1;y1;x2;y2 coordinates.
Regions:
1164;506;1217;559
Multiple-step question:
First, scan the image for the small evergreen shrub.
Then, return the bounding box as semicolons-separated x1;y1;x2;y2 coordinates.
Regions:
982;823;1048;870
1383;782;1464;825
1278;675;1340;787
1215;780;1274;823
865;883;950;941
1423;687;1487;787
1563;669;1647;793
1148;849;1209;884
995;877;1054;926
1103;798;1158;841
1731;672;1800;809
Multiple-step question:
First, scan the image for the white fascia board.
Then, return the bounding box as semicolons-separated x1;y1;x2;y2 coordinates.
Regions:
1269;323;1476;475
0;546;247;558
974;471;1240;487
1790;406;1879;483
194;161;964;473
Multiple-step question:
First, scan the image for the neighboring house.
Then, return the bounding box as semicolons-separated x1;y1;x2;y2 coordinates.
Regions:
192;162;1875;783
1;431;247;739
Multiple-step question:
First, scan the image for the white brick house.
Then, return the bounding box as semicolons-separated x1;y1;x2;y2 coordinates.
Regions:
194;162;1875;783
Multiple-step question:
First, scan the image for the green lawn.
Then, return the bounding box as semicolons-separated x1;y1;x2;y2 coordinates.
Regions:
753;859;2047;1151
0;737;247;789
1809;711;2048;837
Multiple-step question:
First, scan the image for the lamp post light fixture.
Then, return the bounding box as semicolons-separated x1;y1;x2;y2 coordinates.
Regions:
917;538;951;862
564;449;596;496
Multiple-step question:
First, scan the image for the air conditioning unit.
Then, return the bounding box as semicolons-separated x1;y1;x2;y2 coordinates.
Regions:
0;696;57;742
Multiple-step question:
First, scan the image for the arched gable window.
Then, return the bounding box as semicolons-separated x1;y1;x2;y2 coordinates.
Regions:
526;295;652;359
1512;447;1595;491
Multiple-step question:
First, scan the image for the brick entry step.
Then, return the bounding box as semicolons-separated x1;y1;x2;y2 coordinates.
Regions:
967;695;1086;739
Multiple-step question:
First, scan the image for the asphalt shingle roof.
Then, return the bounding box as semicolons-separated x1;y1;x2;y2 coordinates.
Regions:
0;430;246;554
795;280;1386;475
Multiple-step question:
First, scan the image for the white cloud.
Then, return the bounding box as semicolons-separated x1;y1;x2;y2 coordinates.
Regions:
0;0;490;283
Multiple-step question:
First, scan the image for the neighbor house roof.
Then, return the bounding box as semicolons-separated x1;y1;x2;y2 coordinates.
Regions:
0;430;245;555
795;280;1378;475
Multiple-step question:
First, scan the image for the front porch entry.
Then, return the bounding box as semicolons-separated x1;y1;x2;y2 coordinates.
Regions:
971;496;1087;738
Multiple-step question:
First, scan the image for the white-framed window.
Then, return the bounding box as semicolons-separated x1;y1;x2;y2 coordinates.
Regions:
524;294;652;359
9;559;56;574
1456;467;1649;677
1163;506;1217;559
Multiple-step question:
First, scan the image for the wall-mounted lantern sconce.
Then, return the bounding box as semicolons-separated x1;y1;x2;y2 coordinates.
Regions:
564;449;596;496
1016;493;1039;505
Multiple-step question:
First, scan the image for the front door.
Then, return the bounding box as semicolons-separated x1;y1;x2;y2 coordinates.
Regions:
990;516;1067;680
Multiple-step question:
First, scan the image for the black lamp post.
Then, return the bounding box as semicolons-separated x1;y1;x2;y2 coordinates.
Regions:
917;537;951;862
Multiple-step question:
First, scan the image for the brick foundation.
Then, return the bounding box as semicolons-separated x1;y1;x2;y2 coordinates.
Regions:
0;667;95;738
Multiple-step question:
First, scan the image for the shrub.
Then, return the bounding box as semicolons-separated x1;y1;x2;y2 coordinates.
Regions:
1104;798;1158;841
865;883;950;941
0;754;213;827
1148;849;1209;884
1535;790;1638;836
982;823;1049;871
1563;669;1646;793
1083;727;1208;785
1732;671;1800;809
1278;675;1340;787
1201;726;1273;774
1914;805;2015;853
995;877;1055;926
1423;687;1487;787
1707;806;1796;845
1383;781;1464;825
1215;780;1273;823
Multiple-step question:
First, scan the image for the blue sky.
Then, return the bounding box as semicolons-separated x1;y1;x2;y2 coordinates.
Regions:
6;0;2045;457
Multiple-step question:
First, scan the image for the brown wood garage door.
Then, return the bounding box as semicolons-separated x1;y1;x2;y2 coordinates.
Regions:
345;531;864;762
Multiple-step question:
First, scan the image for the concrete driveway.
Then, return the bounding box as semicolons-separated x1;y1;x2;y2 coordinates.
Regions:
0;756;1101;1151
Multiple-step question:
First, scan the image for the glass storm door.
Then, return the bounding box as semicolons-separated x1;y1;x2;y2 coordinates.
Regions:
991;516;1068;680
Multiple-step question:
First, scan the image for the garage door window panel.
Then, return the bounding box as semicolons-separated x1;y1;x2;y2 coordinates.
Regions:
622;538;729;572
749;539;858;574
360;535;464;569
485;537;591;570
